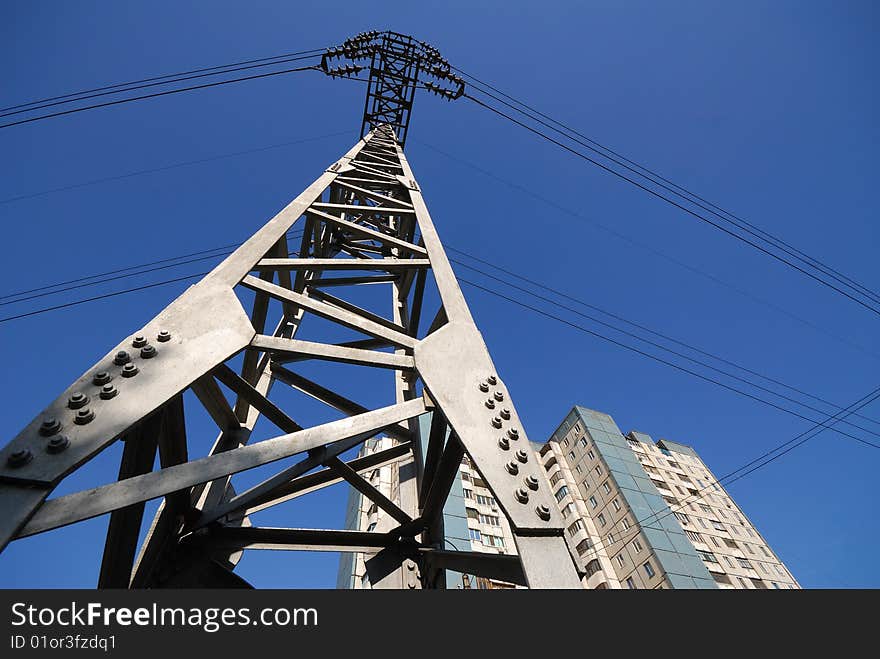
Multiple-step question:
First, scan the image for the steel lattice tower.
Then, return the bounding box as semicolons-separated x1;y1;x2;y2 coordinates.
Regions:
0;31;582;589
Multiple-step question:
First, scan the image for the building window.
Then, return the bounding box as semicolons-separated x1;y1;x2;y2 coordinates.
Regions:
685;529;703;543
724;556;734;567
567;519;584;536
626;577;636;589
772;582;780;589
585;559;602;577
468;528;482;542
576;539;593;555
568;450;576;461
697;551;718;563
674;512;689;525
554;486;570;502
366;522;376;533
737;558;753;569
476;494;496;506
561;502;576;519
698;518;708;529
699;504;711;513
580;437;589;448
621;518;631;531
562;438;569;447
549;471;563;486
463;488;473;500
643;562;656;578
587;449;595;460
632;538;644;553
575;464;583;474
597;513;607;527
602;481;612;494
615;554;626;568
711;536;721;547
589;496;598;508
595;465;603;476
761;546;771;558
612;498;621;512
479;514;500;526
484;535;505;548
460;472;471;482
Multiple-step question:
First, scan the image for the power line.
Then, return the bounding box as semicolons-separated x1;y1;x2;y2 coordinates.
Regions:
412;138;880;361
4;226;878;442
0;129;355;206
0;64;321;130
0;48;325;114
449;255;880;436
456;277;880;449
462;93;880;318
456;70;880;308
0;52;324;120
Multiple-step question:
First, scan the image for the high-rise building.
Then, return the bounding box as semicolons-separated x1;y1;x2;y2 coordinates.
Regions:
338;406;800;590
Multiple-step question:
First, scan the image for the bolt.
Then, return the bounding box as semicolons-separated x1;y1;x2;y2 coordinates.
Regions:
484;398;495;410
525;475;539;490
92;371;111;386
535;504;552;521
67;392;89;409
500;408;511;420
99;383;118;400
514;488;530;504
507;428;520;440
405;560;416;571
121;363;139;378
39;418;62;437
478;381;489;393
487;375;497;385
140;344;157;359
114;350;131;365
46;435;70;454
7;449;33;468
132;335;147;348
74;408;95;425
498;437;510;450
516;449;529;463
157;330;172;343
493;391;504;402
491;416;503;429
505;460;519;475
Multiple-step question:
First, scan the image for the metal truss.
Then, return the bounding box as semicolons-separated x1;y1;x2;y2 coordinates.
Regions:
0;125;582;588
321;30;464;146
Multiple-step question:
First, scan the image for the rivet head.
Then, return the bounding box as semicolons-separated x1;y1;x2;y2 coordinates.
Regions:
498;437;510;450
484;398;495;409
507;428;520;440
132;336;148;348
39;418;62;437
140;344;157;359
114;351;131;365
536;504;552;520
505;460;519;475
121;363;139;378
478;381;489;393
491;417;503;429
74;408;95;425
157;330;172;343
46;435;70;454
99;383;118;400
493;391;504;402
487;375;497;385
67;392;89;409
92;371;111;385
500;408;511;420
516;449;528;463
515;488;530;503
7;448;33;468
525;475;539;490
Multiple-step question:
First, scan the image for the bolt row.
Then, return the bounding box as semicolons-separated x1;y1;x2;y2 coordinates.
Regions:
5;330;172;469
478;374;548;522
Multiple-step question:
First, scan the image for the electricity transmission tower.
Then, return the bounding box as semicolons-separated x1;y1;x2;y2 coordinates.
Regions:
0;31;582;589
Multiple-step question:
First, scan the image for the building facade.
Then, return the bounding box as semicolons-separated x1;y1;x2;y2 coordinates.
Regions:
338;406;799;589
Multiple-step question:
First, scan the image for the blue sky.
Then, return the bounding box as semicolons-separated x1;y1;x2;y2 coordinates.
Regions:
0;1;877;588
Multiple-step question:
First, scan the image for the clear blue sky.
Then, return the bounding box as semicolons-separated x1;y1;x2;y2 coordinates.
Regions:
0;1;877;588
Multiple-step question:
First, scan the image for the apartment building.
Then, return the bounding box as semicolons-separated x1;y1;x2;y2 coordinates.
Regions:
541;406;800;589
338;407;799;589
